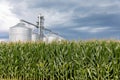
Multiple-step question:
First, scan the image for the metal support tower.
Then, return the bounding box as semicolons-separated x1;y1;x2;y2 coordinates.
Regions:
38;14;44;40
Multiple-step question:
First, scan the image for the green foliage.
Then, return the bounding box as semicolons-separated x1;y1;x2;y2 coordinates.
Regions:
0;40;120;80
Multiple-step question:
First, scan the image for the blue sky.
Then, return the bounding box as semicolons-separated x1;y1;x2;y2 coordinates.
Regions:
0;0;120;40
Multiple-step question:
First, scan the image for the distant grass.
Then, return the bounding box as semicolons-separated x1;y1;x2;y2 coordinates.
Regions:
0;40;120;80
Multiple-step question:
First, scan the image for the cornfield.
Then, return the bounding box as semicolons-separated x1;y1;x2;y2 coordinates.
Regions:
0;40;120;80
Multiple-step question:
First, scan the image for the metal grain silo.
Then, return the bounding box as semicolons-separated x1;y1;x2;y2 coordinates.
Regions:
9;22;32;42
32;33;40;41
45;33;64;43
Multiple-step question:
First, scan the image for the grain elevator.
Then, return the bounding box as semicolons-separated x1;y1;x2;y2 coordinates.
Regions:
9;14;64;42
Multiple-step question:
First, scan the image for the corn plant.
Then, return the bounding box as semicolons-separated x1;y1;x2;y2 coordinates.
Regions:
0;40;120;80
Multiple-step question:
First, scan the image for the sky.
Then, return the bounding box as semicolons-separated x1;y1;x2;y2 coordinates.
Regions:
0;0;120;40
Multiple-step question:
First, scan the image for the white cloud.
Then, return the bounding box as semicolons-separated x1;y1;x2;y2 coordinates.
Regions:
90;27;110;33
0;1;19;31
6;0;120;28
39;9;73;27
13;8;74;28
0;0;74;31
73;26;110;33
74;0;120;18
